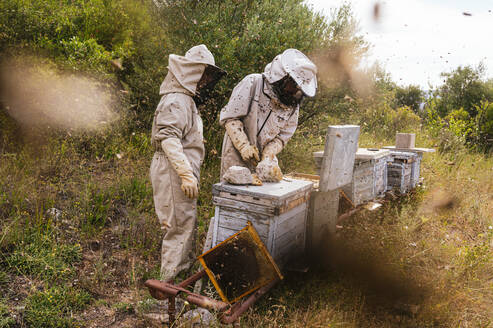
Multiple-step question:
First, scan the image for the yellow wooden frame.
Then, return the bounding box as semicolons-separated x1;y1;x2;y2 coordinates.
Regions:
198;222;283;304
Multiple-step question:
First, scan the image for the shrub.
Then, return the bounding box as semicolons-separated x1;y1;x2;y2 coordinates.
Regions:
472;101;493;152
354;93;421;139
426;101;493;153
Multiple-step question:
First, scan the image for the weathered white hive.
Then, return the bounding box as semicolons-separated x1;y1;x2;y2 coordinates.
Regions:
387;151;418;194
341;148;391;205
383;146;435;188
211;179;313;267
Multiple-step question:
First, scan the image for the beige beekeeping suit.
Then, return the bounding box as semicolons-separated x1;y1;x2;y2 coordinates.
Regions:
150;45;221;281
219;49;317;178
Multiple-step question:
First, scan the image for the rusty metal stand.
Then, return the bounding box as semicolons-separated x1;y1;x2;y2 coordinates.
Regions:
145;271;279;327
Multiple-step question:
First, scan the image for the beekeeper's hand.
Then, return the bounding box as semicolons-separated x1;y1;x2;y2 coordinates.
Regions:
225;120;259;165
180;174;199;199
261;138;283;161
161;137;199;199
239;144;260;164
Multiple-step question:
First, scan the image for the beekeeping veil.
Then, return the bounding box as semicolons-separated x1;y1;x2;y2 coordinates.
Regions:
160;44;226;102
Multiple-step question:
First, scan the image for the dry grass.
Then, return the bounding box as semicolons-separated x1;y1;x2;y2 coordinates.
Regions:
242;136;493;327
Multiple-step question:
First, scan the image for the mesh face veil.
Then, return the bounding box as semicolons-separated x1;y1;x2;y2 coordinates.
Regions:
193;65;227;105
272;75;305;107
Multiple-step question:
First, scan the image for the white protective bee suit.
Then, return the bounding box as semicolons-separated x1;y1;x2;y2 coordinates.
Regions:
150;45;224;281
219;49;317;178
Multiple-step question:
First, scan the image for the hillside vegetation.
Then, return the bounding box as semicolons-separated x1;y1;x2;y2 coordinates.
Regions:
0;0;492;327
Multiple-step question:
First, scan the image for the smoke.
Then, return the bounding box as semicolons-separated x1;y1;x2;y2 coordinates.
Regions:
311;45;374;98
0;57;118;132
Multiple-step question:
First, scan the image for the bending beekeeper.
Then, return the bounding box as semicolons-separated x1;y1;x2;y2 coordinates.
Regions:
219;49;317;182
150;45;225;281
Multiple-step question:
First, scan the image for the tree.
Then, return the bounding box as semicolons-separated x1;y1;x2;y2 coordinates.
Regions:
435;64;491;117
394;85;424;113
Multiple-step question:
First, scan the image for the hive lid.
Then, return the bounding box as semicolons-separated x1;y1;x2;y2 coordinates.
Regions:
383;146;435;153
213;178;313;201
198;222;283;304
355;148;391;160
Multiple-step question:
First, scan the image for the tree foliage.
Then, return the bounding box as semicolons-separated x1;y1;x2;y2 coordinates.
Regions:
435;64;492;117
394;84;424;113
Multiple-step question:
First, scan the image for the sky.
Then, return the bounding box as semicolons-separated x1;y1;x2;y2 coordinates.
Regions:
305;0;493;89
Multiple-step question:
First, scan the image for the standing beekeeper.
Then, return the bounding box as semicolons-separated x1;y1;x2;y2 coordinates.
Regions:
150;44;225;281
219;49;317;181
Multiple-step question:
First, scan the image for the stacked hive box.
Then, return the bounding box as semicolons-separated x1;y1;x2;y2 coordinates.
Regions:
314;148;392;206
387;151;418;194
342;149;392;205
211;179;313;268
383;146;435;189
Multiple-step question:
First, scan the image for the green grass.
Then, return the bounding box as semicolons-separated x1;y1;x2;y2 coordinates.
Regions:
0;300;15;328
2;226;82;282
23;287;91;328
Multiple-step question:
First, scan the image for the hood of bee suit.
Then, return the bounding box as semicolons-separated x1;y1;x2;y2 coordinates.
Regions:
263;48;318;97
160;44;220;96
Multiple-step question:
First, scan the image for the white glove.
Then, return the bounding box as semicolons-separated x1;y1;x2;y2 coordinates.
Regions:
225;120;260;165
261;138;283;161
161;138;199;199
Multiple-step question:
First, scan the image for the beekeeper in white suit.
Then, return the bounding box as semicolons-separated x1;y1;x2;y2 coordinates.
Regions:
219;49;317;179
150;44;225;281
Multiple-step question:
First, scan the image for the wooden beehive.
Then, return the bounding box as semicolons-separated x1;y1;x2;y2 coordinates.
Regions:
340;148;392;205
387;151;418;194
211;179;313;268
383;146;435;189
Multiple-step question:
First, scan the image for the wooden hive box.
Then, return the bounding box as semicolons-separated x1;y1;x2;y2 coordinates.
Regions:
340;148;392;205
211;179;313;268
383;147;435;189
387;151;418;194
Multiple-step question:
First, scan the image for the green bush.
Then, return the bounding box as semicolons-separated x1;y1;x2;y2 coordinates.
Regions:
472;101;493;152
24;287;91;328
0;0;167;121
354;93;421;139
61;36;112;71
425;101;493;153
